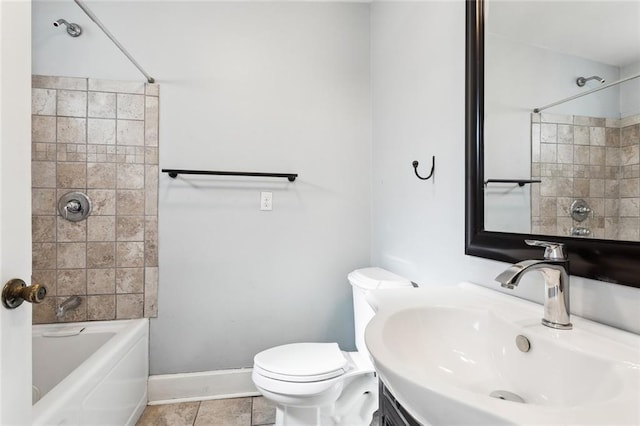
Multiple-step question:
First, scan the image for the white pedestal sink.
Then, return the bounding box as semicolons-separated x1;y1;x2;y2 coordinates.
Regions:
365;283;640;425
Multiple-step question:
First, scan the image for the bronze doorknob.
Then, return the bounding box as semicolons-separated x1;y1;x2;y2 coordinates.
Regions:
2;278;47;309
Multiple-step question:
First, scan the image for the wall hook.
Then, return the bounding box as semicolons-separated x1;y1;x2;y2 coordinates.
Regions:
412;156;435;181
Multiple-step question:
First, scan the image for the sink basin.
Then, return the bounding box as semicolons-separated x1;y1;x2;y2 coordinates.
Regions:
365;283;640;425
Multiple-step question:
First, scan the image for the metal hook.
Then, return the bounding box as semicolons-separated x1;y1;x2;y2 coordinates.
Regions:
412;156;435;181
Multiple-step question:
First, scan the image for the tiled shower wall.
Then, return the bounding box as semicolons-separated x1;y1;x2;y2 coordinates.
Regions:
531;113;640;240
31;75;159;323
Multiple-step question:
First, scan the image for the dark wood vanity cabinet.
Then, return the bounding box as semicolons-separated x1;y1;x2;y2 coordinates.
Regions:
379;382;422;426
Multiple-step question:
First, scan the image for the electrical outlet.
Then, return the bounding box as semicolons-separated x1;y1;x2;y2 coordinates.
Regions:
260;192;273;211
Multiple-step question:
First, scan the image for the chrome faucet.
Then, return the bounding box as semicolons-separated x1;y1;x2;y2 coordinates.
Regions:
56;296;82;320
495;240;572;330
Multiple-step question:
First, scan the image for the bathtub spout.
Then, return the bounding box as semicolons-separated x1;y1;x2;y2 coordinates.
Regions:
56;296;81;319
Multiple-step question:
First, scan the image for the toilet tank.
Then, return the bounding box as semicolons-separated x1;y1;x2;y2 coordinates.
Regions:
348;267;412;356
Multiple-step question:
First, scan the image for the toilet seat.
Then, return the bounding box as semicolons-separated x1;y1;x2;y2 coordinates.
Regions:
254;343;347;383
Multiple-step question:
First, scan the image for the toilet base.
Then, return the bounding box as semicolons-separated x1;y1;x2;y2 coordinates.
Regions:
266;373;378;426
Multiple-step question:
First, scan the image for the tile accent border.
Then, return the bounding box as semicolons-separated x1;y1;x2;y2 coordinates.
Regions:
31;75;159;323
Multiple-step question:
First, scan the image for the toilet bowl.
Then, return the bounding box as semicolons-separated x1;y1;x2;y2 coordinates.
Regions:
252;267;413;426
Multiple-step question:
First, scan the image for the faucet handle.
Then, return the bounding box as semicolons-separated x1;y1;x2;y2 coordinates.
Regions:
525;240;567;261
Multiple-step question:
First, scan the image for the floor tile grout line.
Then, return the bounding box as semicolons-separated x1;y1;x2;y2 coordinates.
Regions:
192;401;202;426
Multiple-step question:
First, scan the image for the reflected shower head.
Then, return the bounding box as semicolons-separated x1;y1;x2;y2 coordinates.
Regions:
576;76;605;87
53;19;82;37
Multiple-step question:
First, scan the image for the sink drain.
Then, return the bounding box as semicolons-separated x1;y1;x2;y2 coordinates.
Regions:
489;390;525;403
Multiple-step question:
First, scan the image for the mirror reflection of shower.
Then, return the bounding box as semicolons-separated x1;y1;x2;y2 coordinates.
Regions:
53;19;82;37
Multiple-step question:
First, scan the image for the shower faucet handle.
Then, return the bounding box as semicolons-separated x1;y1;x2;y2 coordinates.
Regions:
525;240;567;261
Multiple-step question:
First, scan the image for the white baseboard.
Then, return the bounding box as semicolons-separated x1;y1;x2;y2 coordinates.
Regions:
147;368;261;405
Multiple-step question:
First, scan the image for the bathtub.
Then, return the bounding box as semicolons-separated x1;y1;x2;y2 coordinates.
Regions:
32;319;148;426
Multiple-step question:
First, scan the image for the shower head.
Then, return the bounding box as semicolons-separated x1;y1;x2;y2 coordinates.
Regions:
53;19;82;37
576;76;605;87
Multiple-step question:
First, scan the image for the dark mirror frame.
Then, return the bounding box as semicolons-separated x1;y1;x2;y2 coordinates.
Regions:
465;0;640;288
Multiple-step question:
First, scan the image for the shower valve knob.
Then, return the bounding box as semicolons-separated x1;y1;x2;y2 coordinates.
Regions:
2;279;47;309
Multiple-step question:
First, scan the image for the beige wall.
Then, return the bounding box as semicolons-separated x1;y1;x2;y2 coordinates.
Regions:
31;76;159;323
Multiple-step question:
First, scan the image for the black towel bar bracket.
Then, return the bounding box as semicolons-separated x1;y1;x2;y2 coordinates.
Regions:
162;169;298;182
484;179;541;187
412;156;435;181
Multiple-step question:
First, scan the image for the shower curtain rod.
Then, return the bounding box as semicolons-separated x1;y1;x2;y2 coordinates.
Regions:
73;0;155;83
533;72;640;113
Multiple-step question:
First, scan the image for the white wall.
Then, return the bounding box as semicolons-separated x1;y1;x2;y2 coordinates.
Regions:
33;1;371;374
620;61;640;117
371;1;640;335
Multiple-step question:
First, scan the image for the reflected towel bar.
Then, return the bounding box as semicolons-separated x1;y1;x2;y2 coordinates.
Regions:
484;179;541;187
162;169;298;182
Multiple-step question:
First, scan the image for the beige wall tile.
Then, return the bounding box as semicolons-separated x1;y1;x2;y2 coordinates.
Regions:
117;120;144;146
573;179;589;197
144;267;158;318
540;123;557;143
145;217;158;267
117;190;145;215
145;84;159;97
33;297;57;324
589;179;605;198
574;126;590;145
87;216;116;241
88;118;116;145
605;198;620;217
619;217;640;240
605;147;621;166
33;243;56;270
605;179;620;198
145;165;158;215
116;242;144;267
32;189;57;215
557;125;573;144
145;96;159;147
32;88;57;115
621;145;639;166
57;243;86;269
33;75;86;91
32;161;56;188
87;295;116;320
87;268;116;294
116;268;144;293
620;198;640;217
57;217;86;242
589;127;605;146
33;142;57;162
116;294;143;319
57;117;86;144
57;269;86;295
87;242;116;268
540;144;557;163
589;146;605;165
116;164;144;189
606;127;620;147
557;145;573;164
32;116;57;142
88;92;116;118
575;116;605;127
57;162;87;188
87;163;116;188
87;189;116;215
32;269;57;295
117;216;144;241
117;94;145;120
621;124;639;147
88;79;144;94
144;147;158;165
57;90;87;117
574;146;590;165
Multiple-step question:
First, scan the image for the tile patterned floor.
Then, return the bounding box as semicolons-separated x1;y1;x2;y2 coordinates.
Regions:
136;396;380;426
136;397;276;426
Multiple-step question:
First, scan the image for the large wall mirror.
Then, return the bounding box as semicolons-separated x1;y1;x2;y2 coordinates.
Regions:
465;0;640;288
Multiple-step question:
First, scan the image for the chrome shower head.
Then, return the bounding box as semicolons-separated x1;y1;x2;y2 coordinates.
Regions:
53;19;82;37
576;76;605;87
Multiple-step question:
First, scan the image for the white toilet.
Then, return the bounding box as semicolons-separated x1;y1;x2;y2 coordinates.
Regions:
252;267;412;425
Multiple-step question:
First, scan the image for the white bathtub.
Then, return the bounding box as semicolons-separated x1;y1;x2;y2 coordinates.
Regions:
32;319;149;426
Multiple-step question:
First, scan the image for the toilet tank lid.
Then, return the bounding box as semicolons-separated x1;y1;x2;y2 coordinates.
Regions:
348;267;412;290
